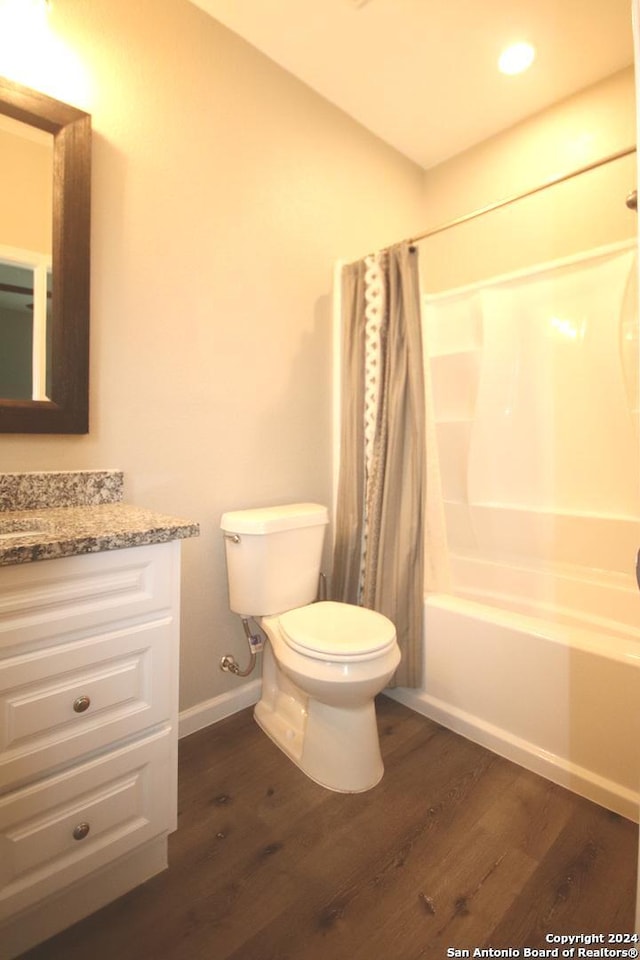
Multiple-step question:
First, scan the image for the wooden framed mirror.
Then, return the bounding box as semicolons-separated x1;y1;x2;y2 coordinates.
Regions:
0;76;90;433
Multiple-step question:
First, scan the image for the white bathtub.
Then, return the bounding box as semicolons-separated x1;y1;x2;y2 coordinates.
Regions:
390;564;640;821
390;241;640;822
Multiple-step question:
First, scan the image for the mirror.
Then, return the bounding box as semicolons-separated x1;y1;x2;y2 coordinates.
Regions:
0;76;90;433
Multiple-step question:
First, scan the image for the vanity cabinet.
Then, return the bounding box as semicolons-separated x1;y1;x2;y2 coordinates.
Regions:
0;541;182;958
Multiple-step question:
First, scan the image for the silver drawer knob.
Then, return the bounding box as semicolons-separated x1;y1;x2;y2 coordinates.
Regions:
72;822;90;841
73;695;91;713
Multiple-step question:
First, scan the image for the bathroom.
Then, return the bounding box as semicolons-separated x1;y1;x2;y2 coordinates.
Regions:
0;0;638;954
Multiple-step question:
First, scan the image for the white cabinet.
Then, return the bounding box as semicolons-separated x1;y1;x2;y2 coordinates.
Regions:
0;541;182;958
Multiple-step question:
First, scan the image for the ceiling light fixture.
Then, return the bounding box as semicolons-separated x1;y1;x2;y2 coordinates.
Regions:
498;42;536;76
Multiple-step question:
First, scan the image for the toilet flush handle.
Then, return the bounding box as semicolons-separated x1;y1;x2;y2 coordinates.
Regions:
224;533;240;544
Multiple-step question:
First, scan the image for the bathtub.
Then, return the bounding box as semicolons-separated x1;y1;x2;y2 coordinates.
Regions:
390;577;640;821
390;241;640;822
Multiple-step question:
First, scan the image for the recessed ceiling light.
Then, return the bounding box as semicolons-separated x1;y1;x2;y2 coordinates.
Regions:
498;42;536;76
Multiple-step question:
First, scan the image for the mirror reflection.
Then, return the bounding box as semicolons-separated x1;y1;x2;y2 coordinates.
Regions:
0;258;52;400
0;115;53;402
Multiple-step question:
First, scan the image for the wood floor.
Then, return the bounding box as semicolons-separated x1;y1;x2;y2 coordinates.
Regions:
20;697;638;960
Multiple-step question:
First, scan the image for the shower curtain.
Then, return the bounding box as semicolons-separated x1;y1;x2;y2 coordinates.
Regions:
332;242;426;687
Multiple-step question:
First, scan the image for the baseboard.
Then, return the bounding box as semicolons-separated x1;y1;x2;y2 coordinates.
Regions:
178;679;261;739
387;687;639;823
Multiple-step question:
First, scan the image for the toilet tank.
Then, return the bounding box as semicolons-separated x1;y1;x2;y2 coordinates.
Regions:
220;503;329;617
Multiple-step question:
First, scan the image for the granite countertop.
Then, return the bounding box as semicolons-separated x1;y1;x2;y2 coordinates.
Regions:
0;471;199;567
0;503;200;566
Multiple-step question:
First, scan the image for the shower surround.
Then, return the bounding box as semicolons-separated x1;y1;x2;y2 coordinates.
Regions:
390;239;640;820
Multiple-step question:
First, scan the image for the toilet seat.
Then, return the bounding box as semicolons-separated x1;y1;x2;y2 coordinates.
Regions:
279;600;397;662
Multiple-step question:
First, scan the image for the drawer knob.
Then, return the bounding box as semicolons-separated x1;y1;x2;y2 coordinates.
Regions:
73;695;91;713
72;822;90;841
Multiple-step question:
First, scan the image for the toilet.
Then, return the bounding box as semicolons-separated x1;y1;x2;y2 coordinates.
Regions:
220;502;400;792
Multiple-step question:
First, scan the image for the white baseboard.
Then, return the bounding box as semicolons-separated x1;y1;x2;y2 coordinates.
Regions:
178;679;261;739
387;687;639;823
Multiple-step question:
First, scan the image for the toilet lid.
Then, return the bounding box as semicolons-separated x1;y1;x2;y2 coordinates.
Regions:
279;601;396;661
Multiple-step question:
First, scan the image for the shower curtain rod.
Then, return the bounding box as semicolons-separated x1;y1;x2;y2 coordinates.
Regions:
405;144;637;245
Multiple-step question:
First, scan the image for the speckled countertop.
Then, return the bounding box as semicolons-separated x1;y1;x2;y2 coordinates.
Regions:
0;470;199;567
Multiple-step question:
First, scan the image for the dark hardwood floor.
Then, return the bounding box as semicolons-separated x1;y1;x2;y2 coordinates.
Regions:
20;697;638;960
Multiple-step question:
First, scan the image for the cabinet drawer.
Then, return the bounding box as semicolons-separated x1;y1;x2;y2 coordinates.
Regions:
0;728;173;922
0;619;175;791
0;543;178;653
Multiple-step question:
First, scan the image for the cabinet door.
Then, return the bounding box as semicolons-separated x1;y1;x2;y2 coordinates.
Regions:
0;728;173;922
0;618;175;791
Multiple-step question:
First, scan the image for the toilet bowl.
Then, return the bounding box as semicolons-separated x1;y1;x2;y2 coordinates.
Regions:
255;601;400;792
220;503;401;793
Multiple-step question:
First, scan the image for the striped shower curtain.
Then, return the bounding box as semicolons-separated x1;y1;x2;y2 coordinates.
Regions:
332;241;426;688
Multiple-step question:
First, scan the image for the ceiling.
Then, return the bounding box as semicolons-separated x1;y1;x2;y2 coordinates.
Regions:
188;0;634;170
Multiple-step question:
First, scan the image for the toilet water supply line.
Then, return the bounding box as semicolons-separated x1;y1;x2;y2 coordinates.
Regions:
219;573;328;677
220;617;265;676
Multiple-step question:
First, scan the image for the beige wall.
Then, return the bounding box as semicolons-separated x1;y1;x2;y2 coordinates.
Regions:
420;67;636;292
0;0;424;711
